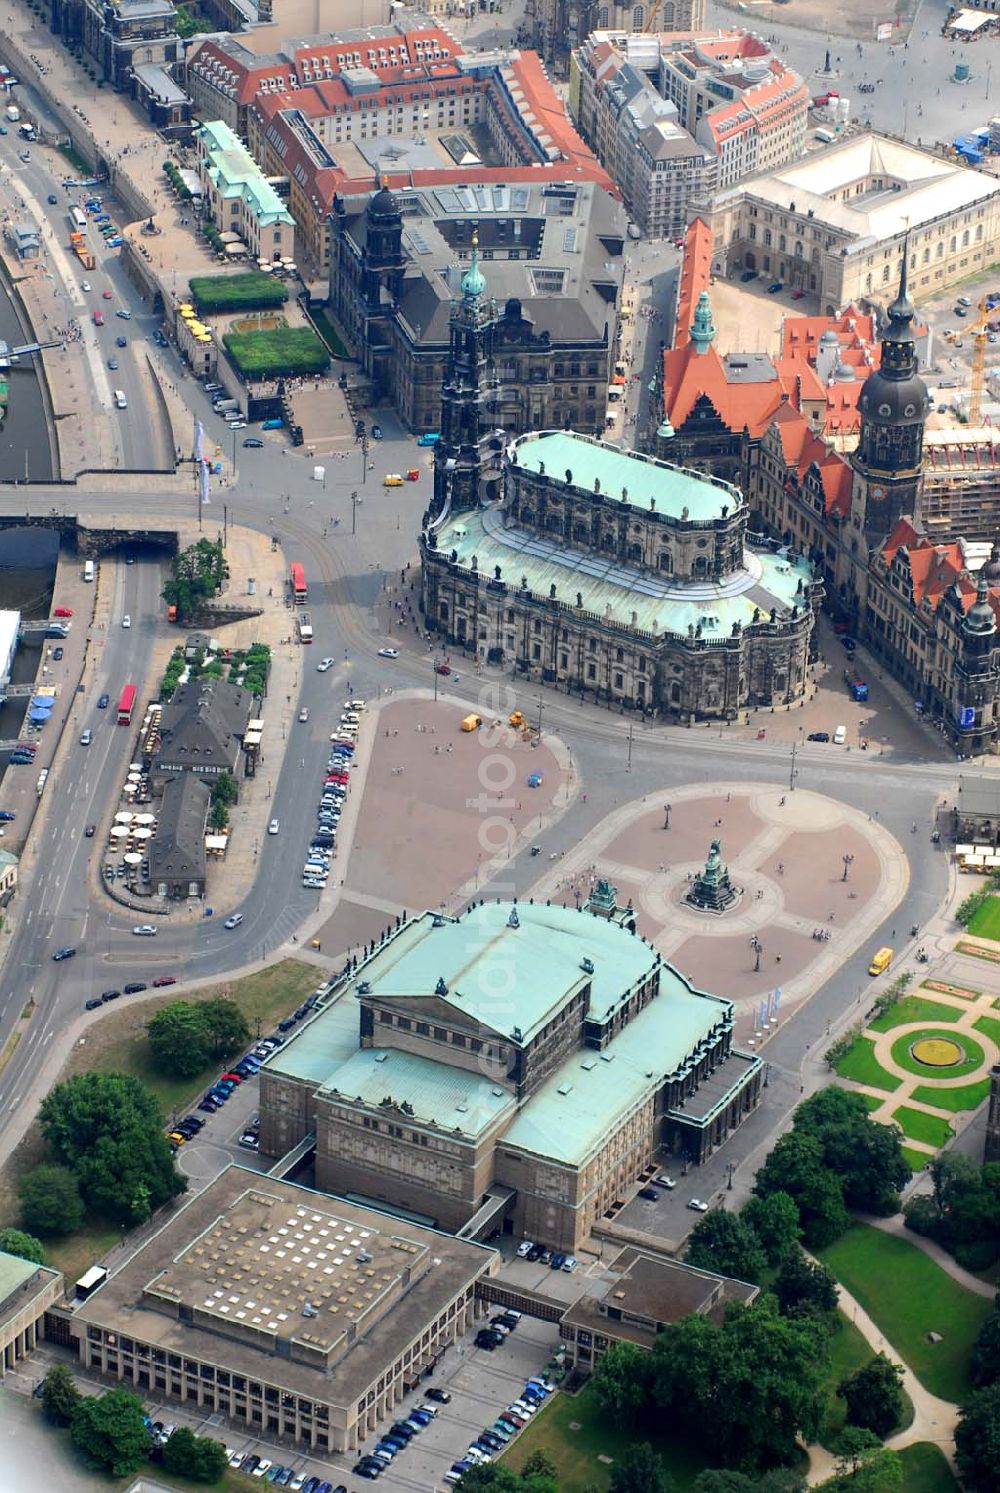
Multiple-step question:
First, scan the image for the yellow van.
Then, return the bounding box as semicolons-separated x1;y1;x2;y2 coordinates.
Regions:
383;473;404;487
461;713;482;732
868;947;894;977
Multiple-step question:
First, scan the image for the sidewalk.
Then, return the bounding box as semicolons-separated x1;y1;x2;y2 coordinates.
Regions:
868;1213;997;1300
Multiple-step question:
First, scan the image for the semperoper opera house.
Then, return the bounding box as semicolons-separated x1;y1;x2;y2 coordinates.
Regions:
418;240;818;720
259;896;763;1255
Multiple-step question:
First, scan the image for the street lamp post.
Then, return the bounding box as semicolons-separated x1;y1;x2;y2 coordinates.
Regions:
663;802;672;830
351;491;358;535
361;432;369;484
727;1161;735;1191
842;852;855;882
750;934;762;973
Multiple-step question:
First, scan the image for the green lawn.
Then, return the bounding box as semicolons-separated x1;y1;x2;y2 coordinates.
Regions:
870;996;963;1031
898;1442;960;1493
308;305;351;359
911;1077;993;1111
965;893;1000;940
61;959;319;1120
833;1036;903;1092
223;325;329;379
892;1105;954;1148
902;1146;932;1172
502;1381;709;1491
819;1223;993;1402
972;1013;1000;1046
889;1029;985;1080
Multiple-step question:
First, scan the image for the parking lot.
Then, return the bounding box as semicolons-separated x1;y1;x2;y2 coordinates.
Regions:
217;1312;560;1492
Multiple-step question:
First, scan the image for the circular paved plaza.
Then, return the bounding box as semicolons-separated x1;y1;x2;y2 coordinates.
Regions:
529;784;906;1041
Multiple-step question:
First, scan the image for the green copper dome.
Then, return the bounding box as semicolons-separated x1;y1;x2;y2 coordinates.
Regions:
461;230;487;298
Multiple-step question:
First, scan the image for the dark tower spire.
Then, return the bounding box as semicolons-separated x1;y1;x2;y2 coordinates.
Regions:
851;236;929;542
427;229;500;524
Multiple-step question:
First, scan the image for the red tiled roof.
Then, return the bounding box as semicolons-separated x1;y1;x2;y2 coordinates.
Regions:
662;341;784;436
879;520;969;611
673;218;713;351
701;64;810;148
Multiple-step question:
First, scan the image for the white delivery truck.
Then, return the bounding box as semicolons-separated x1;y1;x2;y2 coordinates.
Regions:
5;104;20;122
83;559;95;582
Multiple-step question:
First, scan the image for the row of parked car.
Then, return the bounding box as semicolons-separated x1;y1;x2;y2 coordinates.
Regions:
444;1363;553;1487
353;1393;448;1481
226;1452;340;1488
303;708;359;888
515;1240;578;1270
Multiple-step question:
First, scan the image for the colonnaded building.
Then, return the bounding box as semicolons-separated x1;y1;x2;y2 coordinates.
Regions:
418;237;819;720
259;894;762;1254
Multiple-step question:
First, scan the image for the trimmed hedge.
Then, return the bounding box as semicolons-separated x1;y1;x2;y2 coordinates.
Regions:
223;326;329;379
189;273;288;314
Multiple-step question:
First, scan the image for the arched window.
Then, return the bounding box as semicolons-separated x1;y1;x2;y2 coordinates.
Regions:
976;224;984;242
597;4;609;22
662;1;675;20
658;551;673;572
883;264;891;282
794;240;803;259
632;5;645;27
962;229;970;248
778;234;786;252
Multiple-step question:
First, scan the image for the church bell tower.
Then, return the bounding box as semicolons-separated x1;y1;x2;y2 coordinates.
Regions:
851;243;930;542
428;231;501;523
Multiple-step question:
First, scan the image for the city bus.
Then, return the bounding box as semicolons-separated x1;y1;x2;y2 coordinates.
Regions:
290;562;307;605
297;611;313;644
69;205;87;231
117;683;137;724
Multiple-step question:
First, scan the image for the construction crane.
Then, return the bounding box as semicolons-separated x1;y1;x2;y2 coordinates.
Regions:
642;1;664;31
968;295;992;427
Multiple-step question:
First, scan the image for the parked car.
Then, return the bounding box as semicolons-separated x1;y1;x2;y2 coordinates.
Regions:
638;1186;659;1201
687;1198;710;1212
54;605;73;618
243;437;264;448
152;975;177;987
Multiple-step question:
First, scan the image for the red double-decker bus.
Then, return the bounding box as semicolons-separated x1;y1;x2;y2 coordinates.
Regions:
290;562;307;605
117;683;137;724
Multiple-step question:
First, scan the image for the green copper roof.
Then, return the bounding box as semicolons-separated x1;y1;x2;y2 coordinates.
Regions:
318;1045;516;1141
510;431;740;522
263;989;359;1085
352;903;661;1044
0;1249;42;1307
436;506;811;640
501;966;734;1168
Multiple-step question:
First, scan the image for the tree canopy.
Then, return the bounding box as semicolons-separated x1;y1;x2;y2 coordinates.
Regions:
649;1296;829;1468
685;1209;766;1283
457;1460;558;1492
592;1340;652;1425
754;1131;850;1248
17;1163;85;1236
161;538;229;622
147;999;250;1079
792;1088;909;1216
905;1155;1000;1271
71;1387;151;1478
972;1310;1000;1388
163;1426;229;1483
741;1191;801;1266
41;1363;80;1426
956;1381;1000;1492
837;1354;905;1438
39;1072;185;1224
773;1247;839;1322
609;1442;673;1493
0;1227;45;1264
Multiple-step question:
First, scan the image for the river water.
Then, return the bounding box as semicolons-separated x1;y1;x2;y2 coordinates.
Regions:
0;273;55;483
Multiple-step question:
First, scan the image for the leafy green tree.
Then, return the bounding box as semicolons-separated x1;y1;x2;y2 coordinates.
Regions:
742;1191;801;1265
692;1473;806;1493
457;1467;556;1492
520;1452;557;1480
211;771;238;807
773;1247;839;1321
207;800;229;832
592;1340;652;1425
609;1442;673;1493
685;1208;766;1282
18;1163;85;1236
199;999;250;1059
838;1355;905;1437
754;1132;849;1249
71;1387;151;1477
793;1088;909;1215
651;1296;829;1469
41;1363;80;1426
956;1382;1000;1491
163;1427;228;1483
821;1444;902;1492
148;1001;212;1078
0;1227;45;1263
972;1312;1000;1387
692;1475;805;1493
39;1072;185;1224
